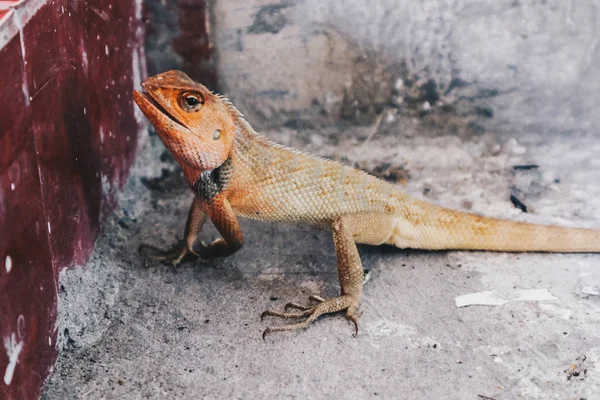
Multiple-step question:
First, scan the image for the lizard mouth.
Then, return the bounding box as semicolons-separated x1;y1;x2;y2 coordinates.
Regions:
138;91;189;130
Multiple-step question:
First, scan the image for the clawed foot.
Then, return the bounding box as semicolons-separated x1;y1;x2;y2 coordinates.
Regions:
261;295;359;340
138;241;203;267
139;237;238;267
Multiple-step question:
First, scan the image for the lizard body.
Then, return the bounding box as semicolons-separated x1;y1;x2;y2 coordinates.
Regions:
133;70;600;337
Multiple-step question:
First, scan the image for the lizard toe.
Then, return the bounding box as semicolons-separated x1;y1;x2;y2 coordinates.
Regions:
261;295;359;338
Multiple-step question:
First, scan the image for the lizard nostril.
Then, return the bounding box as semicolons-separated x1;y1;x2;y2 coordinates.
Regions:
213;129;222;140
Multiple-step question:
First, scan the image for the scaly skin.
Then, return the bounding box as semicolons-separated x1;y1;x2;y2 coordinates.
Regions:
133;70;600;338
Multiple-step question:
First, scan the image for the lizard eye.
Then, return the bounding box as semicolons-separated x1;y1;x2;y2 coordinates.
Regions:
179;91;203;111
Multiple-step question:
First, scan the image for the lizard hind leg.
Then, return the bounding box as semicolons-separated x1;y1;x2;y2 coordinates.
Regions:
282;295;325;312
262;214;384;338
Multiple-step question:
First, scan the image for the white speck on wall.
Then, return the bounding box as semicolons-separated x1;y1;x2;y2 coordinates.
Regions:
10;183;15;191
83;107;87;115
5;255;12;273
47;221;51;234
81;48;88;69
105;45;109;56
100;127;104;143
3;333;24;386
48;337;52;346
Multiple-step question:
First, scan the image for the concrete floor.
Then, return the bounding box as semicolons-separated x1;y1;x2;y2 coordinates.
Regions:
43;119;600;399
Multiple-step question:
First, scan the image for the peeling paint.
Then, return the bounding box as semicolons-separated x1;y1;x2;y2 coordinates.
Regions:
13;6;29;106
247;4;290;35
131;22;146;127
0;0;45;49
3;332;23;386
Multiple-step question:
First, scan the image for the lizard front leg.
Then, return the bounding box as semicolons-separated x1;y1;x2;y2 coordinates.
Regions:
261;215;368;338
140;196;207;266
198;194;244;259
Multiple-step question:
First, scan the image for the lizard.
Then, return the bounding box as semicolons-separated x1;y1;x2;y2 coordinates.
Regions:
133;70;600;339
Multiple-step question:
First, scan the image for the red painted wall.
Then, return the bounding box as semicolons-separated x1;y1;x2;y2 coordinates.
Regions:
0;0;144;398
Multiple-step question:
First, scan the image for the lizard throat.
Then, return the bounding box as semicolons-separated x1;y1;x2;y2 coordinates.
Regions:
190;157;234;202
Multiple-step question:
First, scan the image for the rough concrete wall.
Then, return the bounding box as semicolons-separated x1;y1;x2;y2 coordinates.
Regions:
214;0;600;135
144;0;216;90
0;0;144;398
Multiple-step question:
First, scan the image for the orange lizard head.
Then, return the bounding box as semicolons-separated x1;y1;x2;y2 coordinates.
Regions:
133;70;236;171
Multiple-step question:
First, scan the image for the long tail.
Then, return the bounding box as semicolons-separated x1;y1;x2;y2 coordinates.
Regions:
389;199;600;252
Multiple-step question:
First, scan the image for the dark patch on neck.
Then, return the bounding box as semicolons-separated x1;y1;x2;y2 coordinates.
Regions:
190;157;234;202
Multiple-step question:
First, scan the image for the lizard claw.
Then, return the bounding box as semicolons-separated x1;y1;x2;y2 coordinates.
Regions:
260;294;360;337
260;310;270;321
262;328;270;341
348;314;359;337
138;242;199;267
